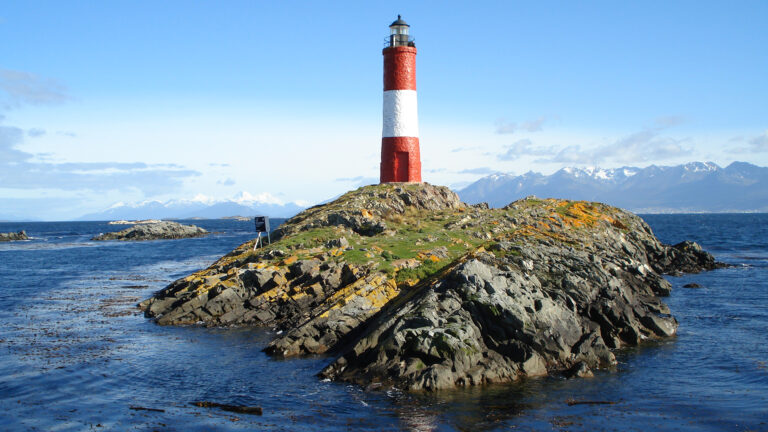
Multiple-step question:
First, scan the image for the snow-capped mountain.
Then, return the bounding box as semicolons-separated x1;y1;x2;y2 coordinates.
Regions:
78;192;307;221
458;161;768;213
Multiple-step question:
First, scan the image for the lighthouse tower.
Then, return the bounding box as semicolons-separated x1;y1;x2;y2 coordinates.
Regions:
380;15;421;183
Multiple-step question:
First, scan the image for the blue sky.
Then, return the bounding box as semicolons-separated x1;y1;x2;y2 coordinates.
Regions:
1;1;767;220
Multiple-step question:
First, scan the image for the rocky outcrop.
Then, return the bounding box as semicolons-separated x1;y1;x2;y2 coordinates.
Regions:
139;183;722;391
93;221;207;241
0;230;28;241
320;246;674;390
271;182;462;240
651;240;727;275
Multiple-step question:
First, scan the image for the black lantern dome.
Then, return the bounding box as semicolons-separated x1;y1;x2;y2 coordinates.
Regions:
389;15;409;28
387;15;415;48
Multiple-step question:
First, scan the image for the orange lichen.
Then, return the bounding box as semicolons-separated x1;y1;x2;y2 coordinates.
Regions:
513;225;570;244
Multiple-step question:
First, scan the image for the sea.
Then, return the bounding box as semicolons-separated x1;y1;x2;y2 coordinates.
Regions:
0;215;766;431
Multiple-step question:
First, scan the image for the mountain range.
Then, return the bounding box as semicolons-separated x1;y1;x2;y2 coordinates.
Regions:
70;161;768;220
457;161;768;213
78;192;306;221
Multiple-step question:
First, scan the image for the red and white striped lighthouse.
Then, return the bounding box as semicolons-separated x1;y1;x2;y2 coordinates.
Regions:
380;15;422;183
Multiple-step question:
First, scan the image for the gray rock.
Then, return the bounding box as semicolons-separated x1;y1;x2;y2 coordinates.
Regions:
325;237;350;249
0;230;28;242
320;233;690;390
92;221;207;241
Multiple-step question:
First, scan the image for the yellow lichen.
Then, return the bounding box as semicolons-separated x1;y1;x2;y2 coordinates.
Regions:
318;274;399;318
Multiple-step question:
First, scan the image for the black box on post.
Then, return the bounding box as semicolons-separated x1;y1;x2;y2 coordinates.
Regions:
254;216;270;233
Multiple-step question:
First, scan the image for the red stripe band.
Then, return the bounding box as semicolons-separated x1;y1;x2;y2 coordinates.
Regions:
380;137;422;183
383;46;417;91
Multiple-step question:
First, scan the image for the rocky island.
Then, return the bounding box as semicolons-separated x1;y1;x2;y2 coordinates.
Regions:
139;183;721;390
0;230;28;242
93;221;208;241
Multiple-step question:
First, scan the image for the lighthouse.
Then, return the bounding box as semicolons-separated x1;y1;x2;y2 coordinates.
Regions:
380;15;422;183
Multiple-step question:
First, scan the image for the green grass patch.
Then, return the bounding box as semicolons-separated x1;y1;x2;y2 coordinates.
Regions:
395;258;446;284
554;201;576;216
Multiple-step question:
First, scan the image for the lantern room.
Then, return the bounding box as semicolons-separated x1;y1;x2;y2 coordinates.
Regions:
388;15;415;48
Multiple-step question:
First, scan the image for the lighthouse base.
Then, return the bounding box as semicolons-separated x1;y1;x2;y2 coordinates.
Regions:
380;137;421;183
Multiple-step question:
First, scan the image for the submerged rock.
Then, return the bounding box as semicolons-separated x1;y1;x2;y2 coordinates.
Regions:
0;230;28;242
93;221;207;241
139;183;722;390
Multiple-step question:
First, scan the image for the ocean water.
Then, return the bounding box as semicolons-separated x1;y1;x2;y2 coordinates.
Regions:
0;215;766;431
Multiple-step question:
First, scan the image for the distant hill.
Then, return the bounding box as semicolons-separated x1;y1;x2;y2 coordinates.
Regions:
78;191;306;221
457;161;768;213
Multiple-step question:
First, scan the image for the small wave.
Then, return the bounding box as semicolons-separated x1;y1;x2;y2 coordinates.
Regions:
0;241;112;251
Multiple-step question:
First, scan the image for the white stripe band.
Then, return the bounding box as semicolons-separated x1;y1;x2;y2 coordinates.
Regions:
382;90;419;138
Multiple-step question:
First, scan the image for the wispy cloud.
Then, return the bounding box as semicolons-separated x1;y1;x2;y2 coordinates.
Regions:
27;128;45;137
0;68;70;109
729;130;768;153
653;115;686;128
458;167;498;175
497;139;557;161
0;69;198;196
0;124;29;162
451;146;482;153
541;128;691;164
495;116;551;135
0;123;199;194
426;168;448;173
495;119;518;134
496;120;690;165
217;178;236;186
